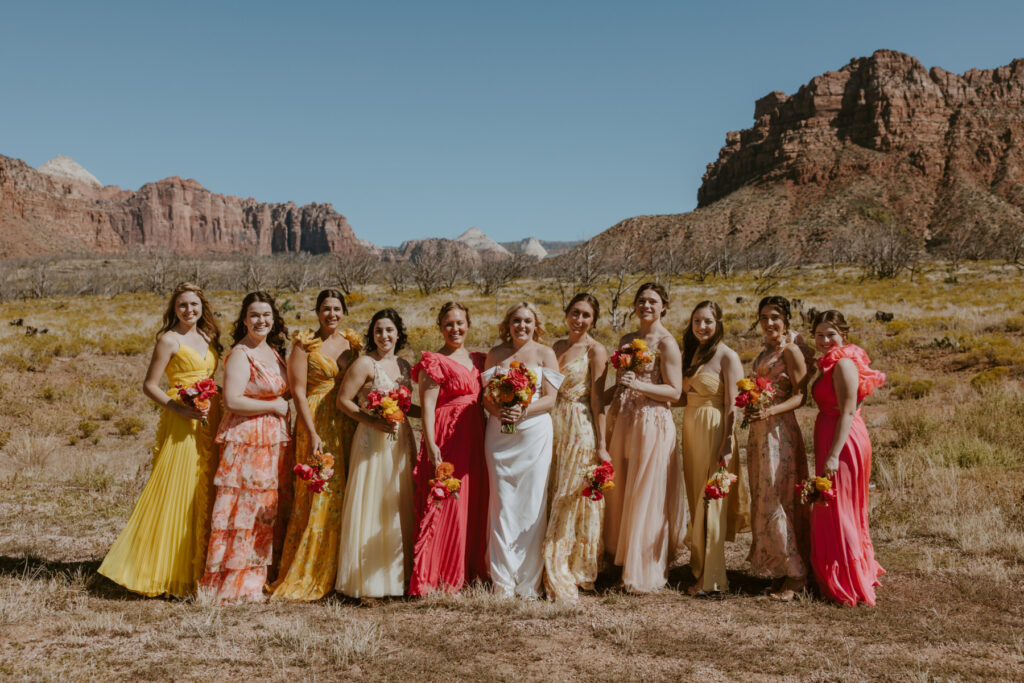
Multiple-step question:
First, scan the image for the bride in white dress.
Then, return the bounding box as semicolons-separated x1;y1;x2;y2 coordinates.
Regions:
483;302;564;599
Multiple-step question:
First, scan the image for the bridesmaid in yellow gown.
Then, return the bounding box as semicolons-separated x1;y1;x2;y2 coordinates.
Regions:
271;289;361;601
680;300;750;595
98;282;223;597
542;293;610;601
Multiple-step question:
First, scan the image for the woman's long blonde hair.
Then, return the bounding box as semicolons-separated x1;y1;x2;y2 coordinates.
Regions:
158;282;223;355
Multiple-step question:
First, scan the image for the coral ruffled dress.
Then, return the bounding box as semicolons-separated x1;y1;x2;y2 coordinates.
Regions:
408;351;489;595
200;346;293;604
98;342;221;597
810;344;886;606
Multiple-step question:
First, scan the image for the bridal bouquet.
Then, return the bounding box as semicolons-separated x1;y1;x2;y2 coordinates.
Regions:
366;385;412;440
428;462;461;508
174;377;218;425
704;466;738;505
610;338;654;372
484;361;539;434
581;461;615;501
294;450;335;494
734;376;776;428
795;475;836;506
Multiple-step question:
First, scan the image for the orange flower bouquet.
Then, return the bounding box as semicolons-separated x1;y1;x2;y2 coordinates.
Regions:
484;361;539;434
366;385;412;441
294;450;335;494
795;475;836;505
610;338;654;372
734;375;776;428
428;462;461;508
175;377;219;425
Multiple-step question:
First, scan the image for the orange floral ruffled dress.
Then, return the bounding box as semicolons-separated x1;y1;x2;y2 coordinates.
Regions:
199;346;293;604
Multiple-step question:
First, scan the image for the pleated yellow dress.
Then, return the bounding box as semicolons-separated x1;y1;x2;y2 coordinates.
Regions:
681;371;750;592
98;343;221;597
271;330;356;601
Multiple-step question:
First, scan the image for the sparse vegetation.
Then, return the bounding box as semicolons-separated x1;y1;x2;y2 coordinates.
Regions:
0;258;1022;680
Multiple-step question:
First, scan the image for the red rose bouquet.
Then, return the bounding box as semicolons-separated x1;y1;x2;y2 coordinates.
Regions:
795;475;836;506
175;377;218;425
365;385;412;441
428;462;461;508
294;450;335;494
704;466;738;506
734;375;776;428
581;461;615;501
484;361;539;434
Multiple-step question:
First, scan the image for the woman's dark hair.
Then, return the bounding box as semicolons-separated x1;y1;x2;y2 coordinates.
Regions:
365;308;408;353
565;293;600;325
159;282;223;355
682;300;724;377
632;282;669;317
752;295;791;332
809;309;850;339
232;291;288;354
436;301;471;327
315;288;348;316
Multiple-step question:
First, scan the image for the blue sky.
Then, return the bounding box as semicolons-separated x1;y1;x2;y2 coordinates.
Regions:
2;1;1021;245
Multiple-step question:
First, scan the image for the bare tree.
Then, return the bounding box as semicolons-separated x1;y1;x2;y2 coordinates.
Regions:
382;261;410;295
241;256;272;291
477;255;531;296
279;253;325;292
331;252;379;295
854;224;923;279
999;222;1024;271
605;244;643;332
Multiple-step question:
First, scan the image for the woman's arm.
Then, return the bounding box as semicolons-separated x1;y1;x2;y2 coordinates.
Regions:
522;346;560;418
142;334;206;421
620;336;682;403
401;359;422;420
223;349;289;417
482;347;507;419
287;344;319;454
588;342;611;462
419;374;442;466
336;356;397;434
824;357;859;475
717;348;743;466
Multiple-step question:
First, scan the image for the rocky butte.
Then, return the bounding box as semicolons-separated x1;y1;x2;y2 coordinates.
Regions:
0;155;364;258
573;50;1024;264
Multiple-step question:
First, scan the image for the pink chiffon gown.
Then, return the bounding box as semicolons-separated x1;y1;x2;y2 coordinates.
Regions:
810;344;886;606
409;351;489;594
604;346;687;593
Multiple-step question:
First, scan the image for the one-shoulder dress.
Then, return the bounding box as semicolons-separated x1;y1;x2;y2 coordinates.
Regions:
810;344;886;606
98;342;221;597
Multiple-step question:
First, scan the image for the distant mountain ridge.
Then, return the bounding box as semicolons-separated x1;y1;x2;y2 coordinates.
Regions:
564;50;1024;265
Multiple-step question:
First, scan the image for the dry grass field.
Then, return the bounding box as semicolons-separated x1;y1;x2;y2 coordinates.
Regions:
1;260;1022;681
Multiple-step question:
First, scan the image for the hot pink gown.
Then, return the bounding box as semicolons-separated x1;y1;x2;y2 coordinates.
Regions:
810;344;886;606
409;351;489;594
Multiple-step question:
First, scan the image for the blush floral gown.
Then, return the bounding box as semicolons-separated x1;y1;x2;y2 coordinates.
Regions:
745;341;810;581
409;351;489;595
335;359;416;598
810;344;886;606
200;346;293;604
542;353;605;601
270;329;358;601
605;346;688;593
99;341;221;597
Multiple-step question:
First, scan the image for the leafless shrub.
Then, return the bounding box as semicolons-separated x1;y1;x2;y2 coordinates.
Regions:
476;255;532;296
605;244;644;331
382;261;410;294
854;223;924;279
330;253;379;295
241;256;273;292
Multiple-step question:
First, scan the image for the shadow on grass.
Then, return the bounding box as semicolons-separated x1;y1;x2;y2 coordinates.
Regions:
0;554;150;600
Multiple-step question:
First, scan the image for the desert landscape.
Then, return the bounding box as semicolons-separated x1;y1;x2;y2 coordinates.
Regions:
1;44;1023;680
